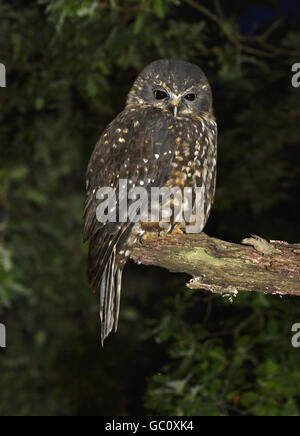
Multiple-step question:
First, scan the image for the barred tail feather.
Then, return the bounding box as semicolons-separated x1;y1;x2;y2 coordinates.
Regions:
87;223;134;345
100;247;123;345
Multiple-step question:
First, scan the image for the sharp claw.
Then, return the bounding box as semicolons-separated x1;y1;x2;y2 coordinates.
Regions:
138;231;146;244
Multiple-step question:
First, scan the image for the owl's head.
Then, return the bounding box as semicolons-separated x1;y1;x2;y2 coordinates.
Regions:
126;59;213;118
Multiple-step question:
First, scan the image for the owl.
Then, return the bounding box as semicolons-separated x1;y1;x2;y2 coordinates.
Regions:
84;59;217;345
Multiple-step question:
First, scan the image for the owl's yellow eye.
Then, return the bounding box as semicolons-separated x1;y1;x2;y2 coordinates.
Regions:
184;93;197;101
154;90;168;100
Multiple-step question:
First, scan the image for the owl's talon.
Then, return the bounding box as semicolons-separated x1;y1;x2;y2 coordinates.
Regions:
138;231;146;244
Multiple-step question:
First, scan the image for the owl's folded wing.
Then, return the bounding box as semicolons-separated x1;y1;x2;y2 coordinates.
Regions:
83;107;177;344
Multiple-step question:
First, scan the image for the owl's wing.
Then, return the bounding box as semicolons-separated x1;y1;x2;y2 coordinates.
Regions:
84;107;177;344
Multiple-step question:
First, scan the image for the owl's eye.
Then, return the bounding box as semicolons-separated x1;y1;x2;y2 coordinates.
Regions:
153;90;168;100
184;93;197;101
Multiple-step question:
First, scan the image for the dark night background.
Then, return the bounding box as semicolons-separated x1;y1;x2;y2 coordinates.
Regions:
0;0;300;416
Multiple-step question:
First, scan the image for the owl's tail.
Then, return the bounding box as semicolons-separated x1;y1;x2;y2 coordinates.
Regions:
99;249;123;345
87;224;133;345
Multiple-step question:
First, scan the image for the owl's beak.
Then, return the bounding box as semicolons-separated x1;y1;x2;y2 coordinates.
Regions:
172;98;180;118
173;105;178;118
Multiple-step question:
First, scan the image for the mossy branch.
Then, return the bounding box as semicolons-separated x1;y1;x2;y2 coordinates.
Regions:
131;233;300;297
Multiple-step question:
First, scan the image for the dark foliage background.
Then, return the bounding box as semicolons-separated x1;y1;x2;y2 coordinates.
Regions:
0;0;300;416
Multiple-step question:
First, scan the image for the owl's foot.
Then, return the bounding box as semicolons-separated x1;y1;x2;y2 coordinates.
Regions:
137;222;186;243
171;225;186;235
138;222;162;243
158;223;187;236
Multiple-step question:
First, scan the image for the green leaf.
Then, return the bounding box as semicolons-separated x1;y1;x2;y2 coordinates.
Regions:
133;13;145;35
154;0;165;18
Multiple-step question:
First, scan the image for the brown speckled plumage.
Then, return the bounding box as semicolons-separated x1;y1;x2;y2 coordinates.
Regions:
84;59;217;344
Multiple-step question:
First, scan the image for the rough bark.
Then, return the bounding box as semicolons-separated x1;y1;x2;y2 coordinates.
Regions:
131;233;300;297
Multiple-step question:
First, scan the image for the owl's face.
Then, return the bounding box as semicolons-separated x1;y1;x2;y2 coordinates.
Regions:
126;59;213;118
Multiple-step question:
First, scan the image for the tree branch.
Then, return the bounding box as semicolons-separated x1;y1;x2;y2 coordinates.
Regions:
131;233;300;297
184;0;300;58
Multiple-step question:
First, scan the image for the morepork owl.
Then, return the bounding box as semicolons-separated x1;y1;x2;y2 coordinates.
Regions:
84;59;217;345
